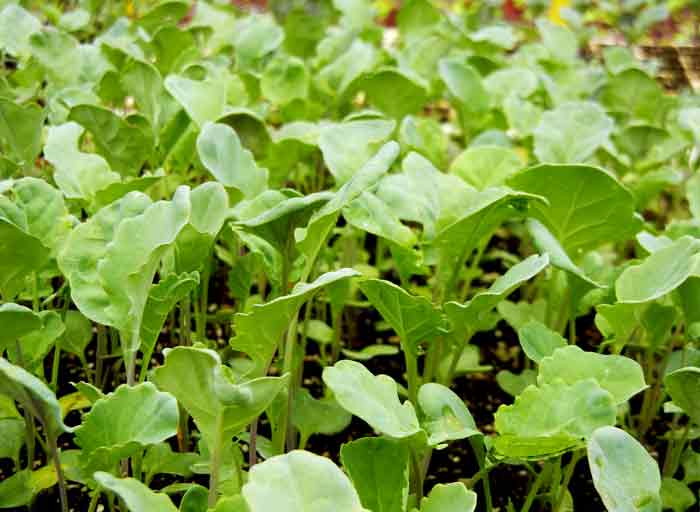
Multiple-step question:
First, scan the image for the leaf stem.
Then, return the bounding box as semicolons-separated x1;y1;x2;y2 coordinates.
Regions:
48;435;68;512
208;409;225;508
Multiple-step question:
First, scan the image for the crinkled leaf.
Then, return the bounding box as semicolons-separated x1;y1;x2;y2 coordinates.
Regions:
420;482;477;512
323;360;421;439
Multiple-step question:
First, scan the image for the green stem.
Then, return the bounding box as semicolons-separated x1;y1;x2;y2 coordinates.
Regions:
554;451;583;511
197;257;211;342
405;351;419;405
32;272;40;312
470;437;493;512
409;447;425;501
50;346;61;392
208;410;225;508
181;294;192;346
521;463;548;512
96;325;107;389
87;488;101;512
48;435;68;512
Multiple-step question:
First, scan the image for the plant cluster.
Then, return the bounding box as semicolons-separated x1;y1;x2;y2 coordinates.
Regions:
1;1;700;511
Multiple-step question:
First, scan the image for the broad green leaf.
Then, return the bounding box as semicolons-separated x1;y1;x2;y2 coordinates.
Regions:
121;59;164;130
44;122;120;200
292;389;352;446
152;347;288;447
616;236;700;303
340;438;409;512
0;395;24;461
438;58;489;115
536;19;578;63
420;483;477;512
231;269;360;373
399;116;449;169
342;344;400;361
318;119;396;185
665;367;700;425
69;105;153;176
0;358;68;439
444;254;549;338
296;142;399;272
587;427;661;512
483;68;538;106
533;101;613;164
317;39;376;98
142;443;201;484
517;320;566;363
58;188;190;359
233;14;284;68
0;5;41;58
494;379;616;459
164;75;225;128
362;68;429;120
0;303;42;350
660;478;695;512
323;360;421;439
74;383;178;471
197;122;268;198
470;25;516;49
140;271;200;362
9;310;65;371
509;164;641;254
418;383;480;446
0;212;48;299
0;98;45;170
344;191;416;247
496;369;538;397
538;346;647;404
167;182;229;274
243;450;366;512
94;472;177;512
261;55;309;105
179;485;209;512
601;69;669;125
450;146;522;190
359;279;443;356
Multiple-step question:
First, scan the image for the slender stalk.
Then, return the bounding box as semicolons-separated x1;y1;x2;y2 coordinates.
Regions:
470;437;493;512
87;488;101;512
48;435;68;512
553;451;583;511
181;294;192;346
32;272;40;312
409;448;425;501
405;351;419;405
96;325;107;388
521;463;548;512
50;347;61;392
197;256;211;342
208;410;225;508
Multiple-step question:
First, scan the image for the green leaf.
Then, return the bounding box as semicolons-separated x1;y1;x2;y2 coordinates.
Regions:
0;5;41;58
342;344;400;361
243;450;366;512
450;146;523;190
538;346;647;404
616;236;700;304
179;484;209;512
140;271;200;363
445;254;549;338
419;482;477;512
660;478;696;512
343;192;416;248
74;382;179;471
362;68;428;120
59;188;190;360
418;383;480;446
359;279;444;356
44;122;120;200
438;58;489;115
533;101;613;164
317;39;376;97
231;268;360;373
601;69;669;125
494;379;616;459
496;369;538;397
233;14;283;68
399;116;449;169
261;55;309;105
323;360;421;439
94;472;177;512
121;58;164;130
9;311;65;371
0;358;68;439
69;106;154;176
0;98;45;170
152;347;288;447
292;389;352;445
665;367;700;425
340;438;409;512
319;119;396;185
587;427;661;512
517;320;566;363
0;213;48;299
197;122;268;198
536;19;578;64
164;75;225;128
0;303;42;350
142;443;201;484
509;164;641;255
296;141;399;273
